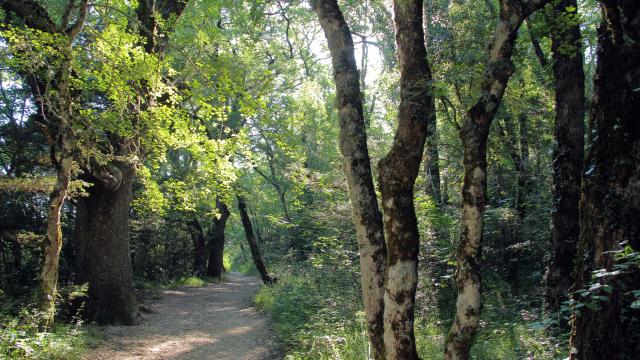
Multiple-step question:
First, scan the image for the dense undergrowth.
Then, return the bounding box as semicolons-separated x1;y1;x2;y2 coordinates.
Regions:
0;301;98;360
252;260;568;360
243;198;569;360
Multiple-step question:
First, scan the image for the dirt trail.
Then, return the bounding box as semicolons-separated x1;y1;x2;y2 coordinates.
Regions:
84;273;279;360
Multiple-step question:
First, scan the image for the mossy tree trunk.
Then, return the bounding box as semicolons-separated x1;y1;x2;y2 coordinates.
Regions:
0;0;88;330
569;2;640;358
73;0;188;325
545;0;585;318
378;1;435;359
311;1;387;358
445;1;551;358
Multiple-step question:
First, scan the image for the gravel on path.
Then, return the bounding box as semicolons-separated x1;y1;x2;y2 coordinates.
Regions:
83;272;279;360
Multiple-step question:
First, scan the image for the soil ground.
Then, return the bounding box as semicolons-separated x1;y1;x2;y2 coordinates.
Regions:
83;273;279;360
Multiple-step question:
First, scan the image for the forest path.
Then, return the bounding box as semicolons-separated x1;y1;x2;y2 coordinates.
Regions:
83;272;279;360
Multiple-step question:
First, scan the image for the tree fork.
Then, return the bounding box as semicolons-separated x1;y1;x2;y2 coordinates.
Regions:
378;1;435;359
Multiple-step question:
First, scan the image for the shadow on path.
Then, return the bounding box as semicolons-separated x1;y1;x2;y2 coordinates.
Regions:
84;273;279;360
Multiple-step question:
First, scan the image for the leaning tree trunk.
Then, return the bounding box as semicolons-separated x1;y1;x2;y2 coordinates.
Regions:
545;0;585;318
445;1;551;358
187;218;207;277
312;1;387;358
378;1;435;359
206;199;230;279
237;195;275;285
75;162;139;325
569;2;640;358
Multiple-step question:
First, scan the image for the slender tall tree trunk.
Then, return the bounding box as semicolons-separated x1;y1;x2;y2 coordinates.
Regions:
445;1;550;358
423;0;442;206
378;1;435;359
39;53;75;329
515;114;529;222
237;195;275;285
206;200;230;279
75;162;139;325
187;218;207;277
442;175;450;205
569;2;640;358
424;135;442;204
40;140;73;329
510;114;530;293
1;0;89;330
545;0;585;317
312;1;387;358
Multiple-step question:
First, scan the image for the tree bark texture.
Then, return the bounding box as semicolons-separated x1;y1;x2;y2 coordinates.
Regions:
206;199;230;279
75;162;139;325
545;0;586;317
39;68;74;329
312;1;387;358
445;1;551;358
424;135;442;204
515;114;529;222
378;1;435;359
423;1;442;206
187;218;207;277
569;2;640;358
237;195;275;285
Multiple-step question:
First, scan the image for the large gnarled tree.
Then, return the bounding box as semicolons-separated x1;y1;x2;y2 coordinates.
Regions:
569;1;640;358
75;0;189;325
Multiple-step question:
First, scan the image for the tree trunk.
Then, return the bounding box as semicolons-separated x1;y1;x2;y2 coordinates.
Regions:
187;218;207;277
39;55;74;329
423;1;442;206
569;2;640;358
75;162;139;325
312;1;387;358
515;114;529;222
378;1;435;359
545;0;585;318
424;135;442;204
442;175;450;205
40;143;72;329
1;0;88;330
206;199;230;279
445;1;550;358
237;195;275;285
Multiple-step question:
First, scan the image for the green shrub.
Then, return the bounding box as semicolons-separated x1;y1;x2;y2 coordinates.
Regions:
255;261;566;360
178;276;206;287
0;308;98;359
